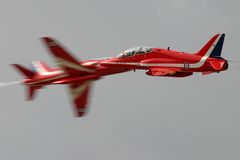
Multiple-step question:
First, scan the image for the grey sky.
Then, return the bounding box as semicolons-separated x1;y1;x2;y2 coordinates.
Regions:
0;0;239;159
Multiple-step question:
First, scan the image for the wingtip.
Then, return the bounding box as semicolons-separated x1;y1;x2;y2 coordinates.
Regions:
11;64;19;72
73;106;89;118
41;37;58;47
73;111;86;118
41;36;53;41
11;63;18;68
41;37;54;43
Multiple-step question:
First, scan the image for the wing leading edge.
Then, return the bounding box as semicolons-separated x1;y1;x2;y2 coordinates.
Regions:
42;37;95;76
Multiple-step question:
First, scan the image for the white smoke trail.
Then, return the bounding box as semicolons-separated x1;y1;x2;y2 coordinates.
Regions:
0;80;22;88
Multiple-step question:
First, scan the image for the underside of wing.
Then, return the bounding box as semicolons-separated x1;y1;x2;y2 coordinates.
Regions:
69;80;93;117
42;37;95;76
146;68;192;77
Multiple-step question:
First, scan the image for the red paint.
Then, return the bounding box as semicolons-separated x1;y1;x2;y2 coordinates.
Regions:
12;34;229;117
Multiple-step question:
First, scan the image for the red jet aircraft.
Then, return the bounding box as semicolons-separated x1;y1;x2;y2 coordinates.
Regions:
12;33;228;117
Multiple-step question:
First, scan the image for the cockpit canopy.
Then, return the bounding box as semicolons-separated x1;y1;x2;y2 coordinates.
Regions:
117;46;153;58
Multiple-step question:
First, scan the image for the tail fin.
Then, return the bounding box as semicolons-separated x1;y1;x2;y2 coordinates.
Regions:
12;64;40;101
196;34;225;58
41;37;94;76
12;64;35;78
30;61;52;75
209;34;225;58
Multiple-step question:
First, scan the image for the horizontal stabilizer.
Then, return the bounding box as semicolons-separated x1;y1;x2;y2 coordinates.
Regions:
209;61;225;71
12;64;35;78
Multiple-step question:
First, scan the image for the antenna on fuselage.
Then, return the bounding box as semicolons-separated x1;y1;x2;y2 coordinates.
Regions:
167;47;170;51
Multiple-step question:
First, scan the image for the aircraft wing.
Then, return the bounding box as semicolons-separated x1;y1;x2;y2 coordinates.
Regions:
146;68;182;76
42;37;95;76
68;80;93;117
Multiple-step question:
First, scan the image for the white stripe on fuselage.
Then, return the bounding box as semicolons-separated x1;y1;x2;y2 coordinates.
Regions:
105;35;221;69
27;74;68;85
